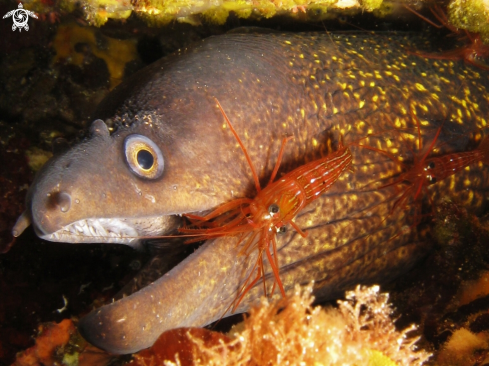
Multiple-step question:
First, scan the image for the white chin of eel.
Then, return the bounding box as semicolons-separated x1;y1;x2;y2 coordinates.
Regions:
12;211;178;246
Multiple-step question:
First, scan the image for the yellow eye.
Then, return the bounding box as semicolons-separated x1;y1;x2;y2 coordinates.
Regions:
124;134;164;179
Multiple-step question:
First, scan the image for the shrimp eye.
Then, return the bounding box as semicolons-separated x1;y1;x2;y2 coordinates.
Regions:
427;175;437;184
276;226;287;235
268;204;280;215
124;134;164;179
428;162;435;169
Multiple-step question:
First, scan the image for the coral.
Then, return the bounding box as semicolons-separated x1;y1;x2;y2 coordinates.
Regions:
22;0;392;26
457;270;489;306
10;318;114;366
52;23;138;89
361;0;384;12
383;200;489;365
19;0;489;28
25;147;53;172
448;0;489;45
12;319;76;366
201;7;230;25
127;327;234;366
129;285;431;366
372;1;394;17
436;328;489;366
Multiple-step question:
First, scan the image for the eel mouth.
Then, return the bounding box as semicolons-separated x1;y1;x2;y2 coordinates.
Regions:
13;211;182;246
39;218;142;245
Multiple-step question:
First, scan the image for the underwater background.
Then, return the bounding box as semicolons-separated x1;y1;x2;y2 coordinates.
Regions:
2;1;489;365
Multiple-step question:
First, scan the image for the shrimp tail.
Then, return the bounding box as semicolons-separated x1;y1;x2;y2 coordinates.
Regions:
479;135;489;165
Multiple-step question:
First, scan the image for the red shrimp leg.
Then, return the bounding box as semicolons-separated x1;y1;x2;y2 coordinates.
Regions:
420;125;442;161
215;98;262;193
184;198;253;226
390;185;414;214
413;178;426;202
184;198;253;223
403;4;489;69
179;217;250;243
232;252;264;312
429;5;452;29
238;230;260;257
270;236;279;296
268;234;286;298
268;135;294;184
259;253;268;297
233;231;286;311
402;4;444;29
354;142;406;170
288;219;308;238
264;248;282;297
465;54;489;70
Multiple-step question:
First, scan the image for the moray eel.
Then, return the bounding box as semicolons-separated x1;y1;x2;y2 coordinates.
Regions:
14;31;489;354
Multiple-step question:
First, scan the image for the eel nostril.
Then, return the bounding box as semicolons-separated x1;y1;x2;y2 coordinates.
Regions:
49;192;72;213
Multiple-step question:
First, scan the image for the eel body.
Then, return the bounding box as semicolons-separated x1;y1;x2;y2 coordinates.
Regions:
15;31;489;354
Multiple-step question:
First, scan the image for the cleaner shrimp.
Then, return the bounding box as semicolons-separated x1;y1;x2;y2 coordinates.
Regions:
359;111;489;230
179;98;353;310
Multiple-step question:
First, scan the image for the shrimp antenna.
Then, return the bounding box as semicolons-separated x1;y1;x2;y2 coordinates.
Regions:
215;98;262;193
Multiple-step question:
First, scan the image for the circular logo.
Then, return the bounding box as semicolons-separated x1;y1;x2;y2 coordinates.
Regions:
3;3;38;32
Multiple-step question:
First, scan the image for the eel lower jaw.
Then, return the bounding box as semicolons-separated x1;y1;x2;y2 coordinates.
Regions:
14;210;182;247
37;218;143;245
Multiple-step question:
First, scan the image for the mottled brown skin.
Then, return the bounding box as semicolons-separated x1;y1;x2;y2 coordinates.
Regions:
22;32;489;354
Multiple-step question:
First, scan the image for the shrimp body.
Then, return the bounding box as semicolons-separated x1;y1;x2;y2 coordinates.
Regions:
375;125;489;215
248;145;353;232
180;100;352;308
422;145;489;185
237;144;352;305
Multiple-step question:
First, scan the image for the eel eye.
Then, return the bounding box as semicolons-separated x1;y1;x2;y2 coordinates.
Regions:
124;134;164;179
268;203;280;215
